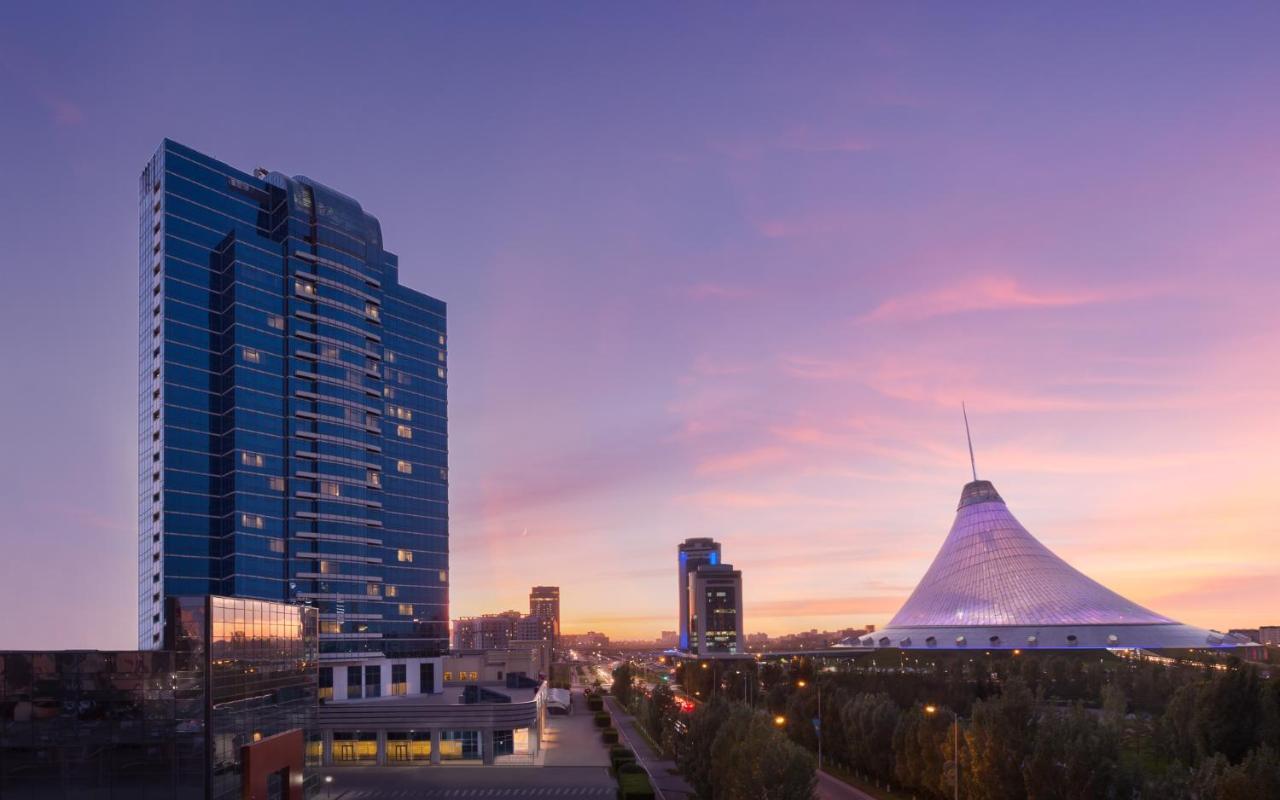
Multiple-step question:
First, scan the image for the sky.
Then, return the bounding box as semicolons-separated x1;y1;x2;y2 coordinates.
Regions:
1;3;1279;648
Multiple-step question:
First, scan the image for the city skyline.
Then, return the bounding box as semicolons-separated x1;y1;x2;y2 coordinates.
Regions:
3;4;1280;647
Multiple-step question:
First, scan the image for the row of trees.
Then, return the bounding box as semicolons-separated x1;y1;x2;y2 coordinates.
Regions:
773;654;1280;799
676;697;816;800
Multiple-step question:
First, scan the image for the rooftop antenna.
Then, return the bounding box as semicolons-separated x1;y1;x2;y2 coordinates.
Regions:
962;402;978;482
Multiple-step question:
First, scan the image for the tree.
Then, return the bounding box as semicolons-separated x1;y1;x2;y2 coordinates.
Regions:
677;696;733;799
711;706;817;800
646;682;677;744
893;704;950;799
612;661;636;709
839;692;900;783
1021;704;1120;800
963;678;1034;800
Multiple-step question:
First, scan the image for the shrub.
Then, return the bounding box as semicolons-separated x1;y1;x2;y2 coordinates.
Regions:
602;727;619;744
610;745;636;771
617;768;655;800
595;711;612;728
588;695;604;712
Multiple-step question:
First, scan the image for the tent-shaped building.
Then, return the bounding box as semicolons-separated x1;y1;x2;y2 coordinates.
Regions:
860;479;1250;651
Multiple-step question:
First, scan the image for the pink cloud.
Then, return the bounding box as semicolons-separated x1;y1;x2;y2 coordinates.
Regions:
695;445;790;475
860;275;1143;323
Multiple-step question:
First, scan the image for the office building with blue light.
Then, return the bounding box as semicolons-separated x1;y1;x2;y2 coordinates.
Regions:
138;140;449;665
680;537;742;655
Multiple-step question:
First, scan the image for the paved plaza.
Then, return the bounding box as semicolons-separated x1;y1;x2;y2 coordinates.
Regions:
322;765;614;799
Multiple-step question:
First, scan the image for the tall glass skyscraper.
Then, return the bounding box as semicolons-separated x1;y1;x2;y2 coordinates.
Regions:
138;140;448;659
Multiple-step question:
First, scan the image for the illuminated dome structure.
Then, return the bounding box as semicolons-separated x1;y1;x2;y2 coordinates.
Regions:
861;479;1250;651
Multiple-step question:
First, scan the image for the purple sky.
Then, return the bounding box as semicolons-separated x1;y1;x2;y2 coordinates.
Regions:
2;3;1279;647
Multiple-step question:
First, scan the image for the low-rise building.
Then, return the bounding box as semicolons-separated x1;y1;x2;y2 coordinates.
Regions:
0;596;318;800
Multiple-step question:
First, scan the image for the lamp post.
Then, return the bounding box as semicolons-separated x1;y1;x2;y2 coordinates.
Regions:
797;679;822;770
924;705;959;800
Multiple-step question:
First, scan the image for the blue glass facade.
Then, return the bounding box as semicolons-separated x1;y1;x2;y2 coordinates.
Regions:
139;140;448;658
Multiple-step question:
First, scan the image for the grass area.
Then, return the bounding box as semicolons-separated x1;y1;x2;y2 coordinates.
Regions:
822;764;903;800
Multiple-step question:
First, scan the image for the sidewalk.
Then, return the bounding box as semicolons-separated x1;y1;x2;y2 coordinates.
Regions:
603;696;695;800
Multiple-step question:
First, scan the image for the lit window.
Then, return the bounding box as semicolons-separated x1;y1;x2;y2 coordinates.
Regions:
269;539;285;553
397;549;413;563
366;583;381;597
385;351;397;363
396;425;412;439
439;570;448;583
470;672;479;681
267;314;285;330
396;460;412;474
241;452;264;467
295;280;316;297
437;368;446;379
399;604;414;616
386;585;398;598
319;561;334;574
268;477;285;492
240;513;264;530
438;350;445;362
367;470;381;487
320;621;340;635
444;672;453;682
320;481;341;497
387;404;412;421
438;335;445;345
242;347;260;363
365;302;380;320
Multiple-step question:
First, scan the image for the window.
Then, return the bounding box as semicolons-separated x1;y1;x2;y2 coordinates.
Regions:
240;513;264;530
439;570;448;583
320;481;341;497
269;539;285;553
347;666;362;699
443;672;453;682
396;424;412;439
318;561;335;574
438;335;446;345
437;368;446;379
396;460;412;474
320;621;341;634
269;476;285;491
296;279;316;297
367;469;381;486
366;582;381;597
391;664;407;696
470;672;479;681
438;350;446;362
365;665;381;698
385;350;397;364
399;603;414;616
241;451;264;467
387;404;412;420
242;347;260;363
397;549;413;563
419;662;436;694
319;667;334;701
365;302;380;320
385;585;398;598
267;314;285;330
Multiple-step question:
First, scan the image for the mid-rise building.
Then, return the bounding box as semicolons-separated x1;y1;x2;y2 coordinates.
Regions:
137;141;449;663
453;611;523;650
689;564;744;657
529;585;561;648
1260;626;1280;647
677;538;721;651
